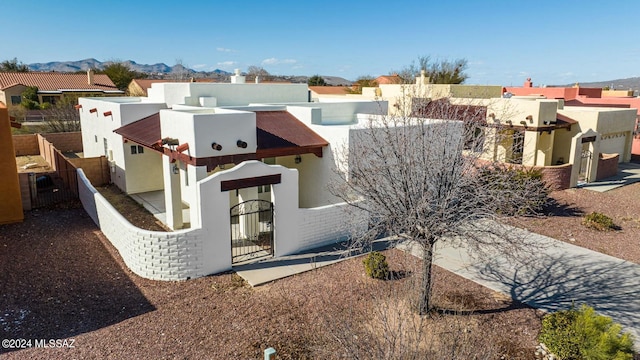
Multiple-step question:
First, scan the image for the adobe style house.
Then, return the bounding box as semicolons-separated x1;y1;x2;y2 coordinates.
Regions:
506;78;640;156
77;73;392;280
483;97;636;186
346;74;637;188
0;70;123;107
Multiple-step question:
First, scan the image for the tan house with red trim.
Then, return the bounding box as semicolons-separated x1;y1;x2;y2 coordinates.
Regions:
0;70;123;107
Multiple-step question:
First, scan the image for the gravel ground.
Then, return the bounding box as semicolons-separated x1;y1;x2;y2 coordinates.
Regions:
512;181;640;264
0;205;541;359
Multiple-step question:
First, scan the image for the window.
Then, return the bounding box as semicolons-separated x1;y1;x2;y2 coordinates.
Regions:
130;145;144;155
258;185;271;193
10;95;21;105
103;138;108;157
94;135;98;143
41;96;58;105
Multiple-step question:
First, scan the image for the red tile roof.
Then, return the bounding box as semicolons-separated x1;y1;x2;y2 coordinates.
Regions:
375;74;403;85
0;72;121;92
309;86;349;95
114;110;328;169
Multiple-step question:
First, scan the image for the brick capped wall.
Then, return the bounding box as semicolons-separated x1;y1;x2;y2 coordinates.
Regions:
539;164;572;191
12;134;39;156
596;153;619;180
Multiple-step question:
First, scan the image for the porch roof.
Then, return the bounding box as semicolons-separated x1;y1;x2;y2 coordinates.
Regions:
114;110;328;170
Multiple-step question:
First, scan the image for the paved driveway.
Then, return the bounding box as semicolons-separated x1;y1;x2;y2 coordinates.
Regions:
400;227;640;349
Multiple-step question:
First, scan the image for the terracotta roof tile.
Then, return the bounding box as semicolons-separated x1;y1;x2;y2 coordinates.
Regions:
114;110;328;154
0;72;121;92
309;86;349;95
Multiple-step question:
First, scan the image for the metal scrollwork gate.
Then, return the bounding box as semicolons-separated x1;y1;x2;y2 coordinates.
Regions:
579;149;592;182
230;200;274;264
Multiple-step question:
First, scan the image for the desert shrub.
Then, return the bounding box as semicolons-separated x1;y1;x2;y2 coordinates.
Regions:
476;165;550;216
362;251;389;280
539;304;634;360
583;212;616;231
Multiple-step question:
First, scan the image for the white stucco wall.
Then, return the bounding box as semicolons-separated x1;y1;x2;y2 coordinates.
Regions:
78;169;206;280
79;97;167;193
147;83;309;108
159;108;257;158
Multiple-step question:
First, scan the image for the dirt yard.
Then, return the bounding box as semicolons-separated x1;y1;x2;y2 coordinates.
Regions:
512;181;640;264
0;206;541;359
2;179;639;359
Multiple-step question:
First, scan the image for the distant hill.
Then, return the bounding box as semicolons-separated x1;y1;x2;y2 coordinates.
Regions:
26;58;230;76
24;59;354;84
557;77;640;92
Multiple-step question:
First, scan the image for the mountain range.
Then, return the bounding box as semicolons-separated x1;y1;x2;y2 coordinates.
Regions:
27;58;231;76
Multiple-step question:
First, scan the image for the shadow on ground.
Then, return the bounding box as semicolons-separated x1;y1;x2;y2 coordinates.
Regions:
0;207;155;355
475;252;640;342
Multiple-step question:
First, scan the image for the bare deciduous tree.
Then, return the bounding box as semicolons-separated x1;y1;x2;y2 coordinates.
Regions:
330;89;548;315
42;98;81;132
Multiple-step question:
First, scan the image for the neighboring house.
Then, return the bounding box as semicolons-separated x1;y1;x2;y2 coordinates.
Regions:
375;74;404;85
308;86;349;100
507;78;640;156
127;78;218;97
0;102;23;224
77;75;389;280
482;97;636;186
0;70;123;106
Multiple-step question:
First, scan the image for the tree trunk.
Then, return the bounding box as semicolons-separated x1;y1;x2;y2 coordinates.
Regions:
418;239;436;315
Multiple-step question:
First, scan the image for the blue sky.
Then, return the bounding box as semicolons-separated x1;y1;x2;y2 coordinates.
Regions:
3;1;639;86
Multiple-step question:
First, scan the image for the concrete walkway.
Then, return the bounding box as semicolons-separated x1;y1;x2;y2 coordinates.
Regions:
233;239;392;286
579;161;640;192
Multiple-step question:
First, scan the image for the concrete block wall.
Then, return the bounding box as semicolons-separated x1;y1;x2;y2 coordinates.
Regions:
12;134;39;156
41;132;83;152
78;169;207;281
297;203;367;252
18;173;31;211
69;156;110;186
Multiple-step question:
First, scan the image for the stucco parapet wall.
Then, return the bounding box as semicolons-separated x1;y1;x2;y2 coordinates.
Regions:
77;169;206;281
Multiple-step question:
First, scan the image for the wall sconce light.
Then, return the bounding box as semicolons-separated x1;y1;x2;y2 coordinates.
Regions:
162;137;179;146
103;111;112;117
488;112;495;119
236;140;247;148
519;121;528;129
526;115;533;123
74;104;82;110
176;143;189;153
89;108;97;113
506;120;513;126
295;155;302;164
172;163;179;174
211;142;222;151
543;120;558;125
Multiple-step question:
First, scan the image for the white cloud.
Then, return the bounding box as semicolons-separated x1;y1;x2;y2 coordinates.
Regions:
217;61;237;67
192;64;208;69
216;47;235;52
261;58;297;66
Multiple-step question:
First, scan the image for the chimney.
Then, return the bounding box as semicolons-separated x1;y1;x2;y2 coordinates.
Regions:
524;77;532;88
87;69;94;85
230;68;246;84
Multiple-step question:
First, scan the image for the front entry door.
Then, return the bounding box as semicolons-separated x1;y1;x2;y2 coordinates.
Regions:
230;200;274;264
